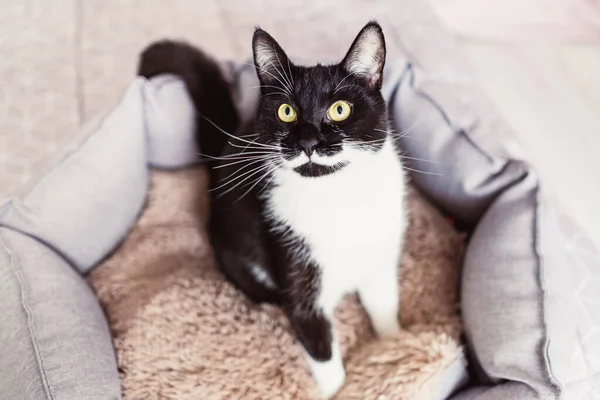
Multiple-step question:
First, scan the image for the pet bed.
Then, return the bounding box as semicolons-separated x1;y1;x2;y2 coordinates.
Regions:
88;167;465;400
1;58;599;400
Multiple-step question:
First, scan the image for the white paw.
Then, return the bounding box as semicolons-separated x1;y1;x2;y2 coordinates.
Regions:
314;359;345;399
306;353;346;399
373;317;401;338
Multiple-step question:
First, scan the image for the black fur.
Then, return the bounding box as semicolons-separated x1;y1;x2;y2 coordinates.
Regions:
138;21;388;364
252;25;387;178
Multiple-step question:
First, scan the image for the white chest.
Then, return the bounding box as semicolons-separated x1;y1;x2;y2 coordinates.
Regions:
266;140;407;305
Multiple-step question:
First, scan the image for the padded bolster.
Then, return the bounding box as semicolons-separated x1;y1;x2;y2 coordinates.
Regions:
451;382;538;400
386;60;600;399
144;74;198;169
387;62;527;226
0;79;148;273
0;75;199;274
386;61;561;399
0;227;120;400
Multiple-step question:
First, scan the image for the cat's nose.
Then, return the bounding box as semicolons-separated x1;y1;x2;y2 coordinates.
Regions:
297;123;322;157
299;137;319;157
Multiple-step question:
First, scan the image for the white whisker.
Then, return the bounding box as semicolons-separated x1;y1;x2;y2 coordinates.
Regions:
237;61;292;93
332;84;363;93
235;161;282;203
227;140;279;153
272;48;294;91
221;150;278;157
374;119;421;139
216;157;278;186
252;85;289;97
270;57;293;93
214;154;280;169
198;152;274;162
334;71;356;93
254;64;292;95
230;135;274;154
399;155;439;165
202;117;281;150
260;91;289;99
214;162;275;198
237;59;293;96
212;160;274;193
286;56;294;87
258;162;284;196
402;166;442;176
346;137;386;145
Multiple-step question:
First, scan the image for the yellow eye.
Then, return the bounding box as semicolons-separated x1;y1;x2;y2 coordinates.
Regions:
277;103;297;122
328;100;352;122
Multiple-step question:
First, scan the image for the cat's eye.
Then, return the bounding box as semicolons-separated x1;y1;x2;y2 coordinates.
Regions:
277;103;297;123
327;100;352;122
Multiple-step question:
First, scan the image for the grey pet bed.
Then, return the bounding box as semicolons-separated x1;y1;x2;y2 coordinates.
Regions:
1;55;599;400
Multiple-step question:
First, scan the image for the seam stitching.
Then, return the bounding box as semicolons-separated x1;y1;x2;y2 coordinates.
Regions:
0;232;56;400
534;187;563;398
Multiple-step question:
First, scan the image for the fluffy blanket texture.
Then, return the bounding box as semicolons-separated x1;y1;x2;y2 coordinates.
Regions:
88;168;465;400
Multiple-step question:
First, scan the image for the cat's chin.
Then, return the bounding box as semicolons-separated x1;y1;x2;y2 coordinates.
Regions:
293;161;349;177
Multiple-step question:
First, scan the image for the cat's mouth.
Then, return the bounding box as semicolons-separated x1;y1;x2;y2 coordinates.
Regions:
284;151;350;177
292;161;349;177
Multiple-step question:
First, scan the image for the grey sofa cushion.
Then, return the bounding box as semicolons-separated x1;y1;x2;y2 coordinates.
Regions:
0;80;148;274
385;60;600;399
0;75;198;400
0;227;120;400
0;75;198;275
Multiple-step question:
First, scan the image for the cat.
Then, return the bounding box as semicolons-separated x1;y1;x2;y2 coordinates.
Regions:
139;21;407;399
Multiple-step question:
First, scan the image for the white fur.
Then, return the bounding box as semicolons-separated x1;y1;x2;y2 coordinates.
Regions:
266;137;407;397
345;28;384;78
284;149;348;168
249;263;277;290
304;337;346;399
255;41;277;71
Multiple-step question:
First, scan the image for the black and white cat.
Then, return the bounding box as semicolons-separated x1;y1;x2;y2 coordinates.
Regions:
139;21;407;399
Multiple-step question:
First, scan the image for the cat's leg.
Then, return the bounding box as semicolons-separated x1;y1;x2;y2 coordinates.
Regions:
210;169;281;304
358;252;401;337
277;255;344;398
286;300;345;399
268;229;345;398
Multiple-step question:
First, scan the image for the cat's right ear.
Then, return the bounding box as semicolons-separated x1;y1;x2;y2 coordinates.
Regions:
252;28;293;90
341;21;386;90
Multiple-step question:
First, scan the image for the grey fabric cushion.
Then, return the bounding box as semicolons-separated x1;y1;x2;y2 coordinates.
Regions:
384;60;600;399
0;227;120;400
0;80;148;274
0;75;198;275
145;74;199;169
0;75;198;400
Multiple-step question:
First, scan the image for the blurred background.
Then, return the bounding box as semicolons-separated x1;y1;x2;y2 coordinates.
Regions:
1;0;599;245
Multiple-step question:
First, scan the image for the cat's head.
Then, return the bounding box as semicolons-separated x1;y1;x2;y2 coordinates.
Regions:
252;22;389;178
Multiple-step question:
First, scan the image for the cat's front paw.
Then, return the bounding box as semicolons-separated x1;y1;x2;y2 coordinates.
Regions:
312;357;346;399
373;318;401;338
306;348;346;399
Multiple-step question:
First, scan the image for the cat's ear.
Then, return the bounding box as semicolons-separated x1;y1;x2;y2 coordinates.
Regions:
341;22;386;90
252;28;293;89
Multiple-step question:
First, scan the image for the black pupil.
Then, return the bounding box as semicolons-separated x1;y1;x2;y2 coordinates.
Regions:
337;105;343;114
285;106;290;115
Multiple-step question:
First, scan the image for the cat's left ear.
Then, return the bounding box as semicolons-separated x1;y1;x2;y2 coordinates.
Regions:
252;28;293;89
341;21;386;90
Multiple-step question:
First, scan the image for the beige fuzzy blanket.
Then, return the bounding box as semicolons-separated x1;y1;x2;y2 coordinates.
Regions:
88;167;464;400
